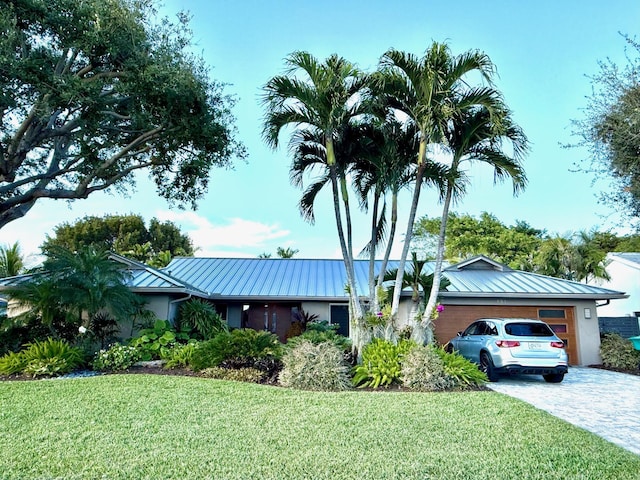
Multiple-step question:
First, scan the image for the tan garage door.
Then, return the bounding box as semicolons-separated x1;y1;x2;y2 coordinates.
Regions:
434;305;578;364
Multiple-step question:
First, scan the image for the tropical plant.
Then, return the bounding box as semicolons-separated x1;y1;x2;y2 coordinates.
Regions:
0;338;84;377
262;51;371;355
376;42;501;326
92;344;141;372
279;340;351;391
421;102;529;338
163;342;199;370
400;345;454;391
352;338;415;388
177;298;227;340
190;329;283;371
129;320;190;361
286;324;351;353
434;347;488;387
0;242;25;278
600;333;640;370
276;247;299;258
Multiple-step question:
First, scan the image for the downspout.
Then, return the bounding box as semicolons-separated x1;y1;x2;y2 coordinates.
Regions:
595;299;610;308
169;294;192;325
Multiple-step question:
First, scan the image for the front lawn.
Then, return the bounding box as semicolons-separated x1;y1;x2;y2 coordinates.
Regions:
1;375;638;479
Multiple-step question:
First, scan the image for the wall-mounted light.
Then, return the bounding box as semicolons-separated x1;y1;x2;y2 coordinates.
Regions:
584;308;592;319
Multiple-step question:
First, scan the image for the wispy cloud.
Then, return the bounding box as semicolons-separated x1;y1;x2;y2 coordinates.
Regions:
156;211;290;256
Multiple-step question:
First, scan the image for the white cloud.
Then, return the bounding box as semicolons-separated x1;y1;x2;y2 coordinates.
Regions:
156;210;290;255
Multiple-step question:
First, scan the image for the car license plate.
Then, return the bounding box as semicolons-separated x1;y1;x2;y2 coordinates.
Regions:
528;342;542;350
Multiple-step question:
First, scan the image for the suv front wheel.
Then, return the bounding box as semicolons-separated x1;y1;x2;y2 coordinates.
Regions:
480;352;499;382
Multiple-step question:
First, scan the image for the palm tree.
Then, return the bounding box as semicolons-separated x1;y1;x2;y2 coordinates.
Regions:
276;247;299;258
377;42;498;322
0;242;25;277
262;51;371;354
420;102;529;343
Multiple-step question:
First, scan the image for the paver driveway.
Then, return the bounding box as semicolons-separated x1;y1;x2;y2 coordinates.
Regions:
486;367;640;455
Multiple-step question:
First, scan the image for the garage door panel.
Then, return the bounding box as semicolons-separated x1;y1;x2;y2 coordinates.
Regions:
434;305;578;364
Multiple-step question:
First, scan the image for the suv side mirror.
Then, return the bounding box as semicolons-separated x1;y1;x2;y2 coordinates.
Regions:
456;331;462;337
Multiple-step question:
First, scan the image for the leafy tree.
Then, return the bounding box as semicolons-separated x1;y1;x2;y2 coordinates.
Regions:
413;212;543;270
0;242;25;277
571;35;640;223
0;0;244;229
42;214;193;267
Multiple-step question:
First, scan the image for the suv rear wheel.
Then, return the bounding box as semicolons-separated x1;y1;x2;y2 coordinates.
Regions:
480;352;499;382
543;373;564;383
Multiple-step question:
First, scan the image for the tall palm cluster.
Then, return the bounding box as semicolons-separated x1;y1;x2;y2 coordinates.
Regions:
262;42;530;354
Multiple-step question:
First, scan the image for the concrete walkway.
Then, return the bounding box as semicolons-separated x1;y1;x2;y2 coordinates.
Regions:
487;367;640;455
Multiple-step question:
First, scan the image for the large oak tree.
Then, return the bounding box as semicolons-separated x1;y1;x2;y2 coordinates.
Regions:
0;0;244;229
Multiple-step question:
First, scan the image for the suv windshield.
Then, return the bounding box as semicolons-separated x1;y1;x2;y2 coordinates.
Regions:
504;322;554;337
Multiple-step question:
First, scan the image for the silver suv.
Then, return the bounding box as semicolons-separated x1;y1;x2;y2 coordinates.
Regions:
447;318;568;383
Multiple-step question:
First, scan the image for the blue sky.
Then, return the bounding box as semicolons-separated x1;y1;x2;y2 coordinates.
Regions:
2;0;640;265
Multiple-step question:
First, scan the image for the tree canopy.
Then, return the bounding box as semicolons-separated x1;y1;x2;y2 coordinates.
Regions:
572;35;640;224
42;214;193;267
0;0;245;229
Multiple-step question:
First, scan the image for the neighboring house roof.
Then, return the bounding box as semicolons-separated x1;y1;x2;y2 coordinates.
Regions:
162;255;626;302
0;253;209;298
107;253;208;296
607;252;640;270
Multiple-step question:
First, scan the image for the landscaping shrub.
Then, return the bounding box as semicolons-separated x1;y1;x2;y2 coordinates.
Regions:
177;299;227;340
352;338;415;388
286;324;351;353
401;345;454;391
279;340;351;391
92;344;141;372
199;366;264;383
129;320;190;361
600;333;640;370
163;342;199;369
0;338;84;377
434;347;488;388
190;329;282;371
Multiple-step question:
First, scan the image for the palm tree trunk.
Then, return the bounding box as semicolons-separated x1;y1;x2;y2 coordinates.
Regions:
368;191;381;309
391;159;425;322
375;190;398;310
421;178;454;342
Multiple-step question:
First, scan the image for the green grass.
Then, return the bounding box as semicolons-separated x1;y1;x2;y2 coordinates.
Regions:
1;375;639;479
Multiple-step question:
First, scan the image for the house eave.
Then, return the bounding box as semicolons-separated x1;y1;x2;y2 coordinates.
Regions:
440;292;629;300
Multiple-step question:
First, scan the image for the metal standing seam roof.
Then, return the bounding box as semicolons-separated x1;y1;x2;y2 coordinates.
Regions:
608;252;640;269
161;257;626;301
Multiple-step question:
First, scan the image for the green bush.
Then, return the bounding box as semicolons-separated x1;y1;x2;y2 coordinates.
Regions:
435;348;488;388
600;333;640;370
129;320;190;361
0;350;28;375
286;326;351;352
0;338;84;377
401;345;454;391
163;342;199;369
199;367;264;383
93;344;141;372
190;329;282;371
279;340;351;391
352;338;415;389
177;299;227;339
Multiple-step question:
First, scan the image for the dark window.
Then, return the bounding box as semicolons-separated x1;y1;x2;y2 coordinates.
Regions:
538;309;566;319
463;322;482;336
549;324;568;334
330;305;349;337
505;322;554;337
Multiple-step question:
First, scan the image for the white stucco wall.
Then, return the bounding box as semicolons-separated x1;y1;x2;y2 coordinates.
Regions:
593;255;640;317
